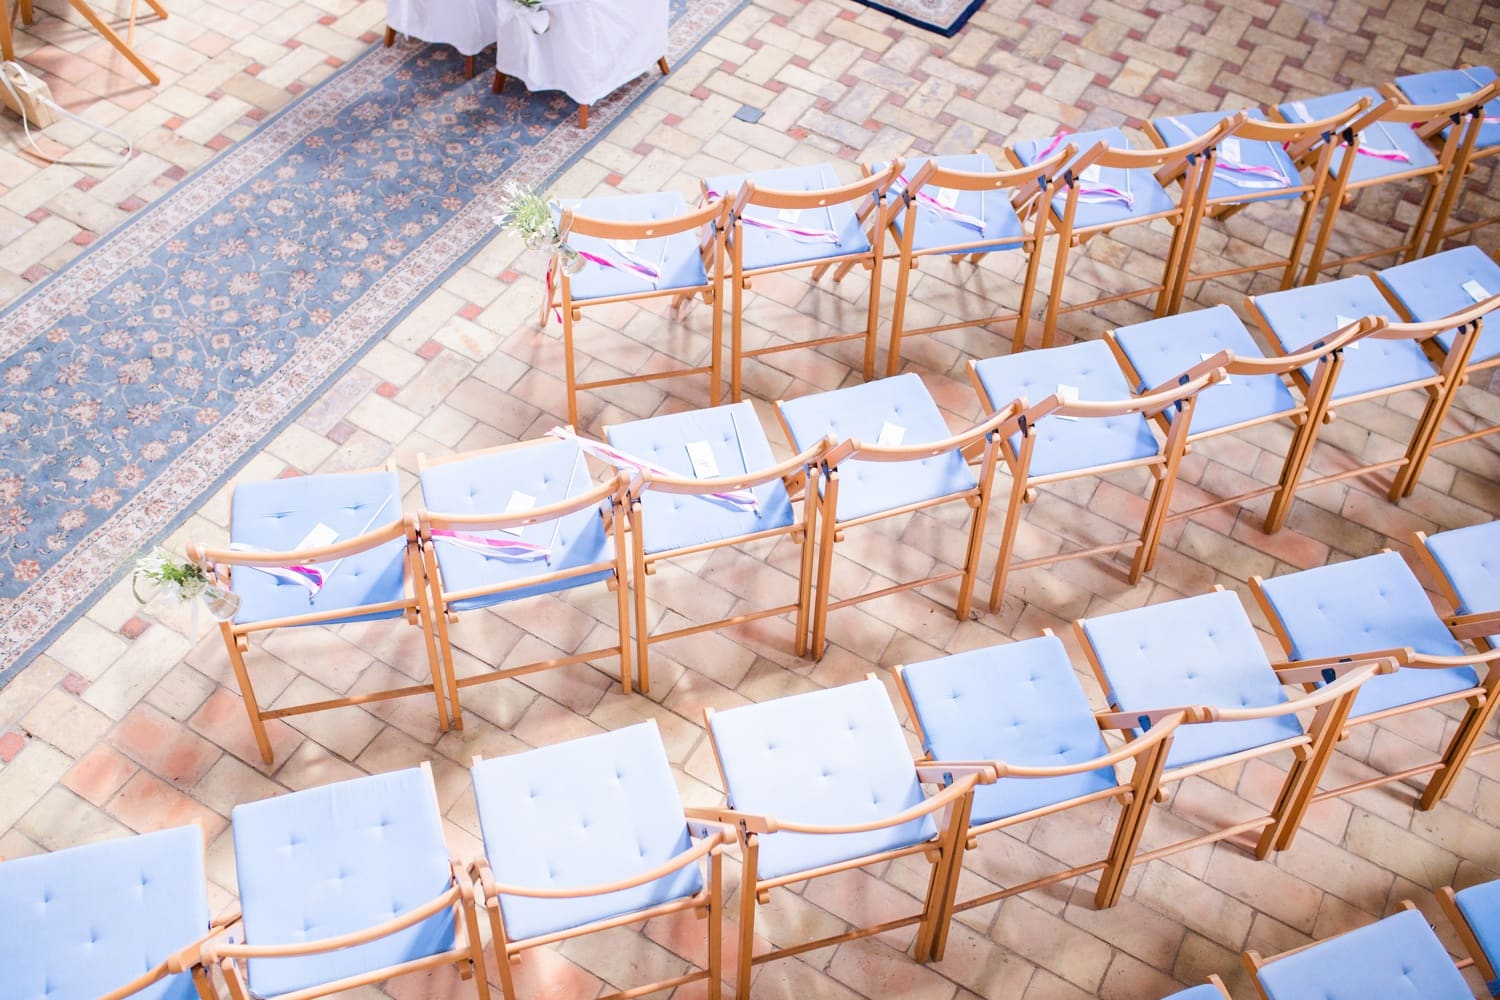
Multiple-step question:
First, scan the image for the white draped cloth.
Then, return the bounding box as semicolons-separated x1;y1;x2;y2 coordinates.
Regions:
386;0;497;56
494;0;669;107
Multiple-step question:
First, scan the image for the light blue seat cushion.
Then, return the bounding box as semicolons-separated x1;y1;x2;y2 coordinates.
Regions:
559;191;711;301
1280;87;1440;181
1424;521;1500;643
231;470;407;628
1254;909;1472;999
883;154;1026;254
1257;551;1480;720
1011;127;1177;229
1455;878;1500;985
605;402;794;554
419;440;613;612
232;767;456;998
1082;591;1304;768
901;635;1116;826
1161;986;1227;1000
1395;66;1498;150
1376;245;1500;362
1252;275;1435;399
778;373;975;522
1113;305;1299;434
707;677;936;881
972;340;1160;477
1153;109;1301;203
704;163;872;270
472;721;702;943
0;826;209;1000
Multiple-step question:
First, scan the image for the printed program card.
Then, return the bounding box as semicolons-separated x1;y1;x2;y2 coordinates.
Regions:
777;207;802;224
686;441;720;478
297;522;339;550
876;421;906;447
1462;279;1489;303
501;491;536;536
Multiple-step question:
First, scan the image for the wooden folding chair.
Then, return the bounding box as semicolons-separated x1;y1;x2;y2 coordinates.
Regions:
604;401;829;690
0;825;237;1000
9;0;167;84
1414;520;1500;654
690;677;991;998
469;722;732;1000
1243;907;1472;999
204;765;488;1000
1106;306;1376;534
547;193;728;426
1277;86;1482;281
702;161;902;400
895;633;1190;911
874;145;1078;367
1394;65;1500;254
1162;977;1233;1000
1007;123;1232;340
1375;245;1500;473
1145;101;1367;312
415;436;632;722
1438;877;1500;996
1247;273;1498;503
1253;547;1500;812
189;463;448;765
969;339;1225;609
1079;588;1392;861
775;372;1010;659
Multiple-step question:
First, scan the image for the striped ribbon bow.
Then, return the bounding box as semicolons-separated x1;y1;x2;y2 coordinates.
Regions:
429;528;551;562
705;189;840;243
897;174;985;232
227;544;327;597
1161;116;1289;189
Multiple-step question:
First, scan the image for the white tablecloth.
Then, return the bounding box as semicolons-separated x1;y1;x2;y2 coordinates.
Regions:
387;0;496;57
495;0;669;107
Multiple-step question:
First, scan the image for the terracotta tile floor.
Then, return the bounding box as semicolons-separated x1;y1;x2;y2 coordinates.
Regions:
2;0;1500;997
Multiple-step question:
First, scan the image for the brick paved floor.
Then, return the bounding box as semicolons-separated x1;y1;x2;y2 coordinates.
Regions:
2;0;1499;997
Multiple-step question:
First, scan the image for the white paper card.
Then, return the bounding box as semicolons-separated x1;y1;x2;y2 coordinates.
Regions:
1333;313;1363;348
686;441;720;478
297;522;339;550
877;421;906;447
935;187;961;208
1201;352;1231;385
501;491;536;535
1462;278;1489;303
1221;137;1242;163
1055;383;1080;420
1080;164;1102;183
612;238;638;254
777;207;802;224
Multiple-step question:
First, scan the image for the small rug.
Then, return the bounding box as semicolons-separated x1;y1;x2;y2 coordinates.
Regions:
0;0;742;684
849;0;983;36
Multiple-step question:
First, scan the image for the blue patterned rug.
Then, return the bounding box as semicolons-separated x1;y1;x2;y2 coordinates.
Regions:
0;0;742;683
849;0;983;36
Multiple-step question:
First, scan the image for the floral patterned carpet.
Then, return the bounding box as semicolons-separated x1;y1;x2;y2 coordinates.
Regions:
0;0;741;683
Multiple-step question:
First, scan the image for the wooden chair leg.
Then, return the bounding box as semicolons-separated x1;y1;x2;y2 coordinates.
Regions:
793;490;818;658
0;3;13;62
734;842;760;1000
989;472;1028;612
222;630;274;764
65;0;160;84
1419;685;1500;809
886;253;914;377
19;0;34;24
658;56;670;75
492;71;506;95
706;849;724;1000
578;104;589;129
463;55;474;79
384;25;396;46
630;505;652;693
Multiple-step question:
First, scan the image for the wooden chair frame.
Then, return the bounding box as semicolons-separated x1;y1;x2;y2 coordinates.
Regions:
189;460;448;765
1004;123;1232;339
8;0;166;84
690;689;992;999
873;142;1079;368
202;766;490;1000
1242;900;1438;1000
1252;564;1500;813
547;198;729;427
1437;883;1500;990
1104;316;1377;535
119;908;242;1000
470;765;734;1000
776;401;1015;661
970;361;1226;612
1287;90;1479;281
894;637;1193;912
416;441;633;726
1408;73;1500;255
708;161;903;401
1146;101;1367;313
620;434;831;692
1077;590;1397;859
1245;296;1496;505
1375;283;1500;476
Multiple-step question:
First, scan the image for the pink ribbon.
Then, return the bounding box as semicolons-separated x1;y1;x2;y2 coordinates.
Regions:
576;248;659;284
228;544;326;597
1035;131;1069;161
546;426;759;513
896;174;986;231
1352;142;1411;162
430;528;550;562
1162;116;1290;189
1075;184;1134;207
704;189;839;243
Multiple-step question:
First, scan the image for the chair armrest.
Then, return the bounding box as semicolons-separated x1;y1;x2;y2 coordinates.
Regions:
1095;705;1211;731
202;887;458;962
684;805;777;835
914;762;999;784
767;772;981;836
1219;660;1391;721
1447;609;1500;643
471;836;722;902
